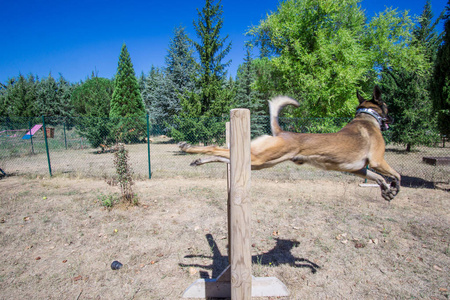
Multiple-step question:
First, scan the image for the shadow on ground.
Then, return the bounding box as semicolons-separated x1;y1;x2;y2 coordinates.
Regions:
179;233;320;280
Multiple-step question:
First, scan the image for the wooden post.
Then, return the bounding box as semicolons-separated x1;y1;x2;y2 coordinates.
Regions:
229;109;252;299
182;110;289;299
226;122;231;263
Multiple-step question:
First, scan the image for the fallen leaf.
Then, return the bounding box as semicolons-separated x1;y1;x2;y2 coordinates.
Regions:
439;288;448;292
189;267;197;276
73;275;83;281
433;265;443;271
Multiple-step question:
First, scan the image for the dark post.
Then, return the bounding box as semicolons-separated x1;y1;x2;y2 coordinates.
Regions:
42;116;52;177
63;122;68;150
146;113;152;179
29;120;34;154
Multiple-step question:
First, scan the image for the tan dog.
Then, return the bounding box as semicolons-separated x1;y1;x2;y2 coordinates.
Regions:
179;86;401;201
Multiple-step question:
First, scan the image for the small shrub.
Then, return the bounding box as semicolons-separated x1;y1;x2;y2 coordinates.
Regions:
98;193;118;208
113;143;138;205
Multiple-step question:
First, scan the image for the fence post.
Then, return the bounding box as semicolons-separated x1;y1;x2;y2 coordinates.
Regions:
42;116;52;177
63;122;68;150
28;120;34;155
147;113;152;179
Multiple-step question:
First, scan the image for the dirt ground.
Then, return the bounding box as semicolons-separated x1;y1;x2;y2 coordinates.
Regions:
0;175;449;299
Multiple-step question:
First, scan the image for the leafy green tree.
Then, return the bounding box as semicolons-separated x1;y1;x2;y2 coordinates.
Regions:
71;76;114;148
248;0;428;118
110;44;146;143
71;76;113;117
432;0;450;138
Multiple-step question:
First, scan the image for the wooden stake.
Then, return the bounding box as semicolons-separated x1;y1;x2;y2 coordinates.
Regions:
229;109;252;299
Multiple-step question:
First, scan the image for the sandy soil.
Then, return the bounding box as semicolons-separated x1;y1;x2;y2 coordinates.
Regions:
0;175;449;299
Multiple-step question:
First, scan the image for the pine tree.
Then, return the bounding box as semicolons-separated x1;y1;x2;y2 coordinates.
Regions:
110;44;145;118
413;0;444;62
36;73;59;117
3;74;37;117
235;49;266;136
431;0;450;138
189;0;232;117
380;68;439;151
110;44;146;143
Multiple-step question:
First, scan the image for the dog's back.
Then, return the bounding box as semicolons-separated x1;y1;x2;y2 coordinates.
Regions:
269;96;299;136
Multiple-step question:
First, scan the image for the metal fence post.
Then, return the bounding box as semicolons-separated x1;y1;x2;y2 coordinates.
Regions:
147;113;152;179
63;122;68;150
28;120;34;155
42;116;52;177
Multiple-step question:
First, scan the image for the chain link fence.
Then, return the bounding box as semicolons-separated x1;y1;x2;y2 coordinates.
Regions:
0;116;448;188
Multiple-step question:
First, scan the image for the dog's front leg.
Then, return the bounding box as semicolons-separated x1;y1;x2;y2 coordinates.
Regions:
190;156;230;166
352;168;398;201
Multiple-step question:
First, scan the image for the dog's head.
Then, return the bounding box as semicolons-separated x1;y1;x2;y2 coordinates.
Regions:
356;86;393;131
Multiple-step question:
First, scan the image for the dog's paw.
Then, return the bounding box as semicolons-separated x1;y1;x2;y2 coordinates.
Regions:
178;142;191;151
390;179;400;196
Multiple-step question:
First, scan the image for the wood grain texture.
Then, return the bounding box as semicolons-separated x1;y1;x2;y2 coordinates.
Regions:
229;109;252;299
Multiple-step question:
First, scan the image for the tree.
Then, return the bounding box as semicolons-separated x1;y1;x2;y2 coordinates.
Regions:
110;44;145;118
380;69;438;151
2;74;37;117
150;26;196;127
235;49;267;137
71;76;114;148
432;0;450;138
71;76;113;117
110;44;146;143
169;0;232;144
413;0;444;62
247;0;428;118
187;0;232;117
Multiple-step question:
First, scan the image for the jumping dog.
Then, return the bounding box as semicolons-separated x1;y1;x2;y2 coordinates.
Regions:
179;86;401;201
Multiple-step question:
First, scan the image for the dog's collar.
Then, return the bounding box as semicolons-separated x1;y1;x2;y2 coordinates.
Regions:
356;108;386;130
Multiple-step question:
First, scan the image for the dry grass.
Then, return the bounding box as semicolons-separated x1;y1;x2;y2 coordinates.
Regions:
0;175;448;299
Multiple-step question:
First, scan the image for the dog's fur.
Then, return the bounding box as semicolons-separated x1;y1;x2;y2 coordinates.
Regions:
179;86;401;201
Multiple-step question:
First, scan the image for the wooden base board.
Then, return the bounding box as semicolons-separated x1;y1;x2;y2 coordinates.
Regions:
182;277;289;298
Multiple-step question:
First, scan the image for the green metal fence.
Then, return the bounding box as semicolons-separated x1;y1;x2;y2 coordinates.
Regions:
0;115;448;188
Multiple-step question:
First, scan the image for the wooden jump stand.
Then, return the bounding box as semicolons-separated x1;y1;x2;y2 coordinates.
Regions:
183;109;289;299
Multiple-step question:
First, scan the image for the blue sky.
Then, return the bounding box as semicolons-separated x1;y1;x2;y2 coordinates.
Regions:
0;0;447;84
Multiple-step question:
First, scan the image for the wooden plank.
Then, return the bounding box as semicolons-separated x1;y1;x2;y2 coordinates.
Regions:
229;109;252;300
422;156;450;166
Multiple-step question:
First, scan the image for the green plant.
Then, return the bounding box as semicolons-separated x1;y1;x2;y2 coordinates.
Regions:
113;143;138;205
98;193;118;208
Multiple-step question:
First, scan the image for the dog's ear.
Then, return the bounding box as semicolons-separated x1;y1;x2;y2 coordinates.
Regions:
372;85;383;105
357;90;365;104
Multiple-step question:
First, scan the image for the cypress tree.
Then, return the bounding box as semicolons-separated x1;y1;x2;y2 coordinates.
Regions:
110;44;146;143
110;44;145;118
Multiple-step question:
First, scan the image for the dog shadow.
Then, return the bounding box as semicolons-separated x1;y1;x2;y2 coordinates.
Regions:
179;233;320;280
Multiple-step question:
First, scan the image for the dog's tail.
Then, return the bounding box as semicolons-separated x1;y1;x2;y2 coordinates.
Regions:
269;96;300;136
